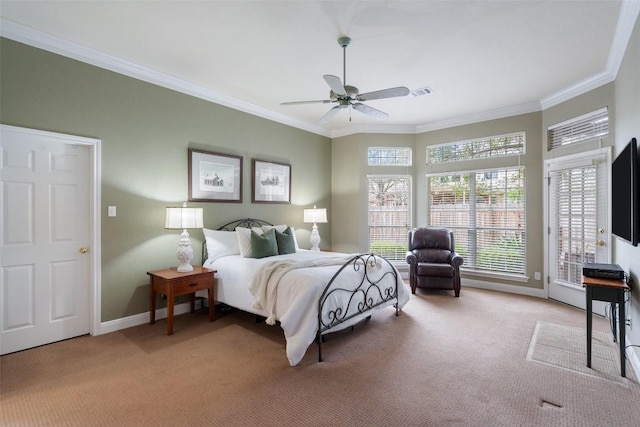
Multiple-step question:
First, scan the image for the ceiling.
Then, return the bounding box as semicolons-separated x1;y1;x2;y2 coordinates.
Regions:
1;1;637;138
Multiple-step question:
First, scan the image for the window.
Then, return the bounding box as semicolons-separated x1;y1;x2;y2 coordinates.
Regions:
548;107;609;150
368;175;411;261
368;147;412;166
427;132;525;164
427;167;526;275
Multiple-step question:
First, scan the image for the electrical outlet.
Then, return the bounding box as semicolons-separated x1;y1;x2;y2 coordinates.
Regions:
108;206;116;217
534;272;541;280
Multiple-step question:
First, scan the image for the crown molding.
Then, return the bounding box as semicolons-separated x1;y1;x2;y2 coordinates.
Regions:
328;100;542;137
330;123;418;138
0;18;332;138
2;3;638;139
540;0;639;110
416;101;542;134
607;0;640;77
539;71;616;110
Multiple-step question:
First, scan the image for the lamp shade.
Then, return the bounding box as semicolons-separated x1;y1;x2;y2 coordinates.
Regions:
165;204;204;229
303;206;327;224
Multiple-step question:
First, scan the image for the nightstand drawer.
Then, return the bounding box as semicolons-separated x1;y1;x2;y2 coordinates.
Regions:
172;274;212;295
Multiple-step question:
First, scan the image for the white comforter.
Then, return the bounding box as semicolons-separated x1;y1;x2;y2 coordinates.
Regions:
204;250;410;366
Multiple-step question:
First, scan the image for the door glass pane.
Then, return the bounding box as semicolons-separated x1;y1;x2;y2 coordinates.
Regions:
553;166;597;286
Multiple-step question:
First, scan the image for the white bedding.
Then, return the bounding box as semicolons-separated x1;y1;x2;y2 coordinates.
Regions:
202;250;410;366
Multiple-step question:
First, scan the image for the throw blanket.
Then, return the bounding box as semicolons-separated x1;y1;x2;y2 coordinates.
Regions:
249;255;354;325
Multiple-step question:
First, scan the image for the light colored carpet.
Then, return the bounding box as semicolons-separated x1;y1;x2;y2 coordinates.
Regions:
2;287;640;426
526;321;637;387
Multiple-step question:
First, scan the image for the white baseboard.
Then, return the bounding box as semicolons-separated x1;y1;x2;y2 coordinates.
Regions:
98;280;543;335
96;281;640;380
97;301;200;335
462;278;547;298
626;336;640;380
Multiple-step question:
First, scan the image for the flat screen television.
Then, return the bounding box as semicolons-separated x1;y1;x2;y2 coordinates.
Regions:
611;137;639;246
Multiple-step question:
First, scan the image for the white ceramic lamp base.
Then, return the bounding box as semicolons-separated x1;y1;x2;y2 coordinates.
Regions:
309;223;321;251
175;229;194;272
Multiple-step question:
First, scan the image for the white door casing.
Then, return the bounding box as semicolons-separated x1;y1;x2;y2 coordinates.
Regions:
544;148;611;312
1;125;101;355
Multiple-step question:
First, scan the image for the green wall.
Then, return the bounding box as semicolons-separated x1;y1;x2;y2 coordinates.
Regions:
0;38;331;321
331;133;416;253
613;13;640;367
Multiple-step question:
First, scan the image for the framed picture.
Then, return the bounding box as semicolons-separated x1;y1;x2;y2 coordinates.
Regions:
252;159;291;204
188;149;242;202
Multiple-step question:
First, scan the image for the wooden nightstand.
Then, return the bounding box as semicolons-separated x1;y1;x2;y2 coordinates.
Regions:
148;266;216;335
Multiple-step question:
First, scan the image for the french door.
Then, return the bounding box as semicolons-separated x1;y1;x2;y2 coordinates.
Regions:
545;148;610;311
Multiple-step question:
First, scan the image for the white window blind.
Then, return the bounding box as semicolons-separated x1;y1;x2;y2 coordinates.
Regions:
548;107;609;150
427;132;525;164
428;168;526;275
550;165;597;286
368;175;411;261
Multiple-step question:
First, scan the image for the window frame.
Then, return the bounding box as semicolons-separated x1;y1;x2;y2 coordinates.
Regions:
367;147;412;167
367;174;412;263
427;131;526;164
548;107;609;150
426;167;527;278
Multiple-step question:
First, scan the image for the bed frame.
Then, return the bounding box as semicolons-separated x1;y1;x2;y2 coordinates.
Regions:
316;252;400;361
203;218;401;362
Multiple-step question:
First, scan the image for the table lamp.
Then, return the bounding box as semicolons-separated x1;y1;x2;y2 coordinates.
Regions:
165;202;204;272
303;205;327;251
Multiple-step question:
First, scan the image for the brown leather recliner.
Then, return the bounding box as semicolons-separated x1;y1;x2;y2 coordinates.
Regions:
406;227;464;297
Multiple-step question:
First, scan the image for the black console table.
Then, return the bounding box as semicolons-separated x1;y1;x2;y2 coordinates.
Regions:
582;275;630;377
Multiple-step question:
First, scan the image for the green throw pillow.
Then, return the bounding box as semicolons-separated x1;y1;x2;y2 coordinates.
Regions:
276;227;296;255
250;228;278;258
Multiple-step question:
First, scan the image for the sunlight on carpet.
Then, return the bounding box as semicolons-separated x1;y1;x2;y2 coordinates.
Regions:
526;321;637;387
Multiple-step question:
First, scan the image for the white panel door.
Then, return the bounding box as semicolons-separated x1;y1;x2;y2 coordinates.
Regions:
1;126;91;354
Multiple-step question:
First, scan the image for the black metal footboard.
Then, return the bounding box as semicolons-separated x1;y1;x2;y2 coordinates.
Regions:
316;253;400;362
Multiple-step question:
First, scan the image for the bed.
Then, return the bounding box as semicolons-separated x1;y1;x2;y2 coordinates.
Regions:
200;218;411;366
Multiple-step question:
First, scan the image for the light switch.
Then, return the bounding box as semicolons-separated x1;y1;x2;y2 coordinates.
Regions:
108;206;117;217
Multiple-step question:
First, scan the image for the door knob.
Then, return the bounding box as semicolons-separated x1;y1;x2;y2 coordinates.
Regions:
596;240;605;247
79;247;88;254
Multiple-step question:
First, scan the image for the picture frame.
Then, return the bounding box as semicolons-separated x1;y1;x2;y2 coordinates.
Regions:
188;149;242;202
252;159;291;204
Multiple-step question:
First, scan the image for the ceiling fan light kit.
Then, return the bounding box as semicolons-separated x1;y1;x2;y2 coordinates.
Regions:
282;36;411;123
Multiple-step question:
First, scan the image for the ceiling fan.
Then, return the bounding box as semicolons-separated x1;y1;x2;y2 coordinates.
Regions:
281;36;410;123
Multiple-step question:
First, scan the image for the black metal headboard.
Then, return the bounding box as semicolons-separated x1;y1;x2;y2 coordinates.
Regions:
216;218;273;231
202;218;274;262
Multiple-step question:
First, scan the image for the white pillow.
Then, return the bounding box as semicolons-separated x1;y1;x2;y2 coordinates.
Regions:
262;224;299;250
236;227;264;257
202;229;240;262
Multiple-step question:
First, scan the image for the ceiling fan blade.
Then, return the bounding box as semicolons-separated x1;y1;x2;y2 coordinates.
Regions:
281;100;333;105
352;103;389;120
357;86;410;101
323;75;346;96
319;105;343;124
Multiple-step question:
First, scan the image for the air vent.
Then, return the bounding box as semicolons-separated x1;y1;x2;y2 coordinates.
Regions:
410;86;433;97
